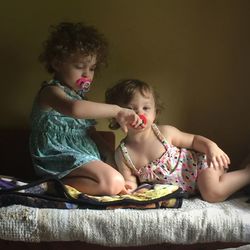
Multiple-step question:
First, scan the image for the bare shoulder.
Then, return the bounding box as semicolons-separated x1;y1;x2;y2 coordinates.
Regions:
157;124;179;136
38;85;67;109
39;85;65;100
157;124;195;147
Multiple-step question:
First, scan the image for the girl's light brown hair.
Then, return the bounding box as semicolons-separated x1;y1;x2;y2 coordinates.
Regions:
105;79;163;129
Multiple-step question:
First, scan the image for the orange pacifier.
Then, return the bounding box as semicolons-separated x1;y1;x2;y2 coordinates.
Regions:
131;114;147;129
138;114;147;128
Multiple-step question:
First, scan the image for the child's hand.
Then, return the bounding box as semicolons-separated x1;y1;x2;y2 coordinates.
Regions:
119;183;133;195
116;108;141;133
206;144;230;170
131;114;147;129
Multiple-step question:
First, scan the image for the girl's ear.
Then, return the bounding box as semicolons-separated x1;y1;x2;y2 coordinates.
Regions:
51;59;61;72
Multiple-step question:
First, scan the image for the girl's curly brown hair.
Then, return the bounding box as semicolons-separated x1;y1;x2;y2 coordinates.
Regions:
105;79;164;130
39;22;109;74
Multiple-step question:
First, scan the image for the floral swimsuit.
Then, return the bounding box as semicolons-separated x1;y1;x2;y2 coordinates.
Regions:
119;124;208;194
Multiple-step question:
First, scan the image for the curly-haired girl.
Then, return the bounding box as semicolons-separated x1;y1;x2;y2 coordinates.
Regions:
30;22;142;195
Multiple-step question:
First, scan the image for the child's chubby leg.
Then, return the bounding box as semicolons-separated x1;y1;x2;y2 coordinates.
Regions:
197;164;250;203
61;161;126;196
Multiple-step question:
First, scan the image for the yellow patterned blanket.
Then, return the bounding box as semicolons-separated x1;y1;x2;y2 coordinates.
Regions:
0;176;185;209
66;183;184;209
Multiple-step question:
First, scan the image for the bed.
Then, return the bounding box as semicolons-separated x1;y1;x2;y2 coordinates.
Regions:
0;128;250;250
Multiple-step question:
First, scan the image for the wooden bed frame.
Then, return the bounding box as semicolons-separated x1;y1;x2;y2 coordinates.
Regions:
0;128;249;250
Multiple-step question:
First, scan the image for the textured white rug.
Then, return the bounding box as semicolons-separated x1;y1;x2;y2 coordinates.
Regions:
219;244;250;250
0;196;250;246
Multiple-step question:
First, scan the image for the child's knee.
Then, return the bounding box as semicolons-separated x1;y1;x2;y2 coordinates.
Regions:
101;172;125;195
197;168;226;202
200;188;225;203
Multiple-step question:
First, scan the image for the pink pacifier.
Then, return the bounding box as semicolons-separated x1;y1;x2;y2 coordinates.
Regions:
76;77;92;92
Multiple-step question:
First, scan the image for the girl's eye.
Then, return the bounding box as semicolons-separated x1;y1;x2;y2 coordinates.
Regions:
75;64;84;69
91;64;97;71
143;107;150;110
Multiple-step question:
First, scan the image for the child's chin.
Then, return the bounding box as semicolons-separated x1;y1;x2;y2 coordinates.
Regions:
132;127;146;131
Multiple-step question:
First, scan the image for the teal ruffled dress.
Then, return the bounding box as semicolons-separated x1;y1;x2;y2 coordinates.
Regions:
29;80;101;179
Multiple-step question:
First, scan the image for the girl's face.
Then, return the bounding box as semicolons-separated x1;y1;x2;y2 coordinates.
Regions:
126;90;156;131
53;53;97;91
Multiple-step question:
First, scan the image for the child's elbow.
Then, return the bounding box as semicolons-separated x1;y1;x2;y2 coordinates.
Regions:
69;101;86;118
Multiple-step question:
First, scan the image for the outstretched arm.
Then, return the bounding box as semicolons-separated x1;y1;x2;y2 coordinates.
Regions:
38;85;141;132
192;135;230;169
160;125;230;169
